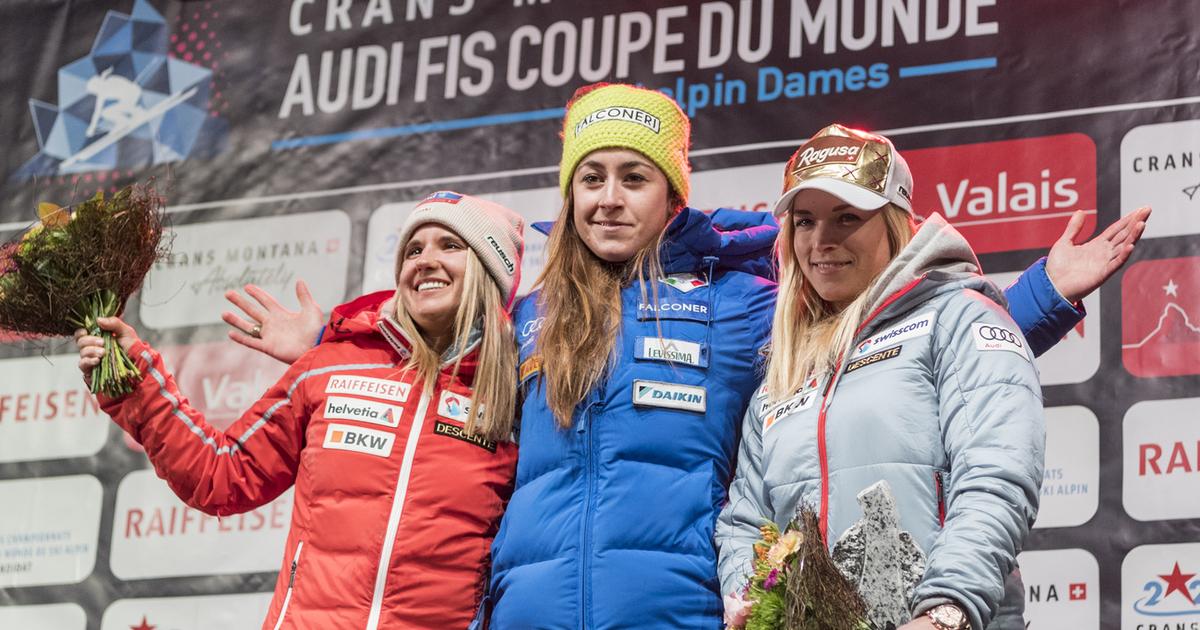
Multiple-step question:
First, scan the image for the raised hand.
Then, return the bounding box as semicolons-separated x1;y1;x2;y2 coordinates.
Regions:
222;281;324;365
1045;206;1151;303
75;316;140;387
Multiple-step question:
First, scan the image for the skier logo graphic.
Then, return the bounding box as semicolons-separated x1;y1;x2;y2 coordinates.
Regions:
1122;257;1200;377
10;0;225;181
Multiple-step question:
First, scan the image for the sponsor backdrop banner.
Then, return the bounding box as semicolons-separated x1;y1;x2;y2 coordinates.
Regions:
0;1;1197;628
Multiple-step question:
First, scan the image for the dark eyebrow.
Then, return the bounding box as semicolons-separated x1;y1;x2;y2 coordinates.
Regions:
579;158;655;171
793;204;855;215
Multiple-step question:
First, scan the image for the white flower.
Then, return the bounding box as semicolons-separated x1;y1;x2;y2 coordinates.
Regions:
723;590;753;628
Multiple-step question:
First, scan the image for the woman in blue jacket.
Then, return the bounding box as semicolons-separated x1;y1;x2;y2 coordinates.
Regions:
230;84;1147;629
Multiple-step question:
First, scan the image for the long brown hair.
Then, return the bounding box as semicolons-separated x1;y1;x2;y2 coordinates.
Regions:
765;204;916;403
391;249;517;441
534;188;683;427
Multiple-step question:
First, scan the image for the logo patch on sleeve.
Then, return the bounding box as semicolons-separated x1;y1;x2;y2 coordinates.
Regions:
323;424;395;457
632;380;706;413
637;337;707;367
844;345;903;374
660;273;708;293
323;396;402;428
851;311;935;359
971;323;1029;360
763;391;817;433
325;375;410;402
433;421;498;452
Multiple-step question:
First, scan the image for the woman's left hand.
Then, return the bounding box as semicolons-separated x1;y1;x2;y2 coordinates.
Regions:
221;281;323;364
1045;206;1151;303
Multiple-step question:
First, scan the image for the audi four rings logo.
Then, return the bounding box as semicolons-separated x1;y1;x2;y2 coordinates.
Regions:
977;325;1023;346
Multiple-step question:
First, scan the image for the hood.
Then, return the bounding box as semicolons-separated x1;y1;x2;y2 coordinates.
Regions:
661;207;779;279
857;213;1004;337
323;289;481;371
533;207;779;280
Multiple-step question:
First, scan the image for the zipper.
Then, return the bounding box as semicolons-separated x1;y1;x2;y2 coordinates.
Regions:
702;256;717;354
271;540;304;630
365;389;433;630
934;470;947;527
815;370;840;541
817;276;926;540
578;401;598;630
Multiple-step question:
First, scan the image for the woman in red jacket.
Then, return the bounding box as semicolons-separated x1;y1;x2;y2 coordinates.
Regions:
75;192;524;630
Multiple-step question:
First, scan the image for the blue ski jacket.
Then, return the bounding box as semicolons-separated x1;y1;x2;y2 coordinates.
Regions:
487;207;1081;630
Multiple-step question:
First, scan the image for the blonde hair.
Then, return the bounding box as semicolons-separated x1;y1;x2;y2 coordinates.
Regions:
391;249;517;441
765;204;916;403
534;188;682;428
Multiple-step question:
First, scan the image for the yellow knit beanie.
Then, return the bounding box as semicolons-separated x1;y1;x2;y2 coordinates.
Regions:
559;83;691;201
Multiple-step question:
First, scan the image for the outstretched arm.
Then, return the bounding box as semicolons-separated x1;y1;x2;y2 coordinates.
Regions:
76;317;308;515
222;280;325;364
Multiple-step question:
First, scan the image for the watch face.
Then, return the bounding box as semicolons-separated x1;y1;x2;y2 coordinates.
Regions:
930;604;967;628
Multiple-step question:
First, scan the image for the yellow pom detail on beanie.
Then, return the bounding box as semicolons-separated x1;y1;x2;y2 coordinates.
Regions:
559;83;692;202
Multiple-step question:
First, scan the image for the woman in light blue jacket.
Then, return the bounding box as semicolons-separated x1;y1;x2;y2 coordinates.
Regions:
718;124;1055;630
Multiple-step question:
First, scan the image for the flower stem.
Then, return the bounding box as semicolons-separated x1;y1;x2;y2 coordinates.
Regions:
75;289;139;397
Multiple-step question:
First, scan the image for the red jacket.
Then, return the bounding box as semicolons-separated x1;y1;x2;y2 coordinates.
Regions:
102;291;517;629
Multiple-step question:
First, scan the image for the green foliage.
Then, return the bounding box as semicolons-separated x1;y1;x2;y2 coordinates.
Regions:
745;586;786;630
736;507;871;630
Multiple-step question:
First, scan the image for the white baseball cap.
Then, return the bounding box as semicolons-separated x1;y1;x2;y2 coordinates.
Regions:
772;124;914;217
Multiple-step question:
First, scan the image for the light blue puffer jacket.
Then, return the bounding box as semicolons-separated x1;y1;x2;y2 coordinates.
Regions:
716;215;1045;630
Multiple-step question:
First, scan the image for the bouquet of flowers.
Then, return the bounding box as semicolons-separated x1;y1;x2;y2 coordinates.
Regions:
726;508;870;630
0;183;168;396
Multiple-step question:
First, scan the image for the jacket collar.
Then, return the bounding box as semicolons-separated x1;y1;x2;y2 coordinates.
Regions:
856;213;1002;338
325;290;481;374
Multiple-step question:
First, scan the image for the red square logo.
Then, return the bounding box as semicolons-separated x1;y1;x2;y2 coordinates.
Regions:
1069;582;1087;601
905;133;1097;254
1122;256;1200;378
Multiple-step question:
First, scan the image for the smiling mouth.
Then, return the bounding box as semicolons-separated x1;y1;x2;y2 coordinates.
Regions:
593;221;629;229
810;261;851;272
416;280;449;292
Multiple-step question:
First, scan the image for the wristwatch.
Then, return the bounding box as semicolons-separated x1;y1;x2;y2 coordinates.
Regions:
925;603;968;630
